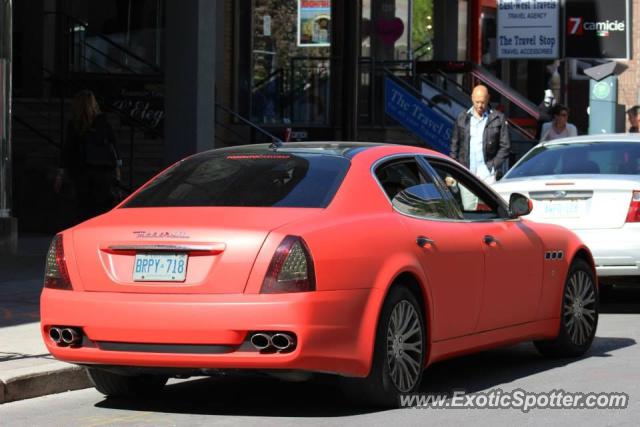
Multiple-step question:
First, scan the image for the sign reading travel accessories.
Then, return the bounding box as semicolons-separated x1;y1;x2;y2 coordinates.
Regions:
565;0;630;59
497;0;560;59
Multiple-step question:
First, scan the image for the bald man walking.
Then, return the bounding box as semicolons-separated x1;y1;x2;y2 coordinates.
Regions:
449;85;511;183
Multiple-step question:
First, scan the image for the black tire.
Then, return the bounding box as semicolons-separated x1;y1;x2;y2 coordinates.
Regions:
87;367;168;398
341;285;426;408
534;258;598;357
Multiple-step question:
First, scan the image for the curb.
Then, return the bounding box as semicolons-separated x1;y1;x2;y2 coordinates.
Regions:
0;366;91;404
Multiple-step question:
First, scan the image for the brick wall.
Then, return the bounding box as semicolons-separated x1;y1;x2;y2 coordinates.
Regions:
618;0;640;130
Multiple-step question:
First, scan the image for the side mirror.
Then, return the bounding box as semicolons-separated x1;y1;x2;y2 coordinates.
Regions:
509;193;533;218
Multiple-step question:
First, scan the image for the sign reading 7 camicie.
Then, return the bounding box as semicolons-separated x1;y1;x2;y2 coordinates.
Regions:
565;0;631;59
497;0;560;59
384;77;453;154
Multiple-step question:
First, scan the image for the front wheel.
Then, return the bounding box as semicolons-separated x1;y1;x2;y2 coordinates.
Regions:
535;258;598;357
87;367;168;398
342;285;426;407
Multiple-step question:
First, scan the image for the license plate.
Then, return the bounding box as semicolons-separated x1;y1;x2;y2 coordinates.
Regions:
543;200;584;219
133;253;188;282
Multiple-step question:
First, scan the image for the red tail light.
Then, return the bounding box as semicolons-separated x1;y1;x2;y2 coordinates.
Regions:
261;236;316;294
625;191;640;223
44;235;72;290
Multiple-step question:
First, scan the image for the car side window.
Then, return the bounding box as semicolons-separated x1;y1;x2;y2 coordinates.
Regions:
375;159;451;220
426;158;509;221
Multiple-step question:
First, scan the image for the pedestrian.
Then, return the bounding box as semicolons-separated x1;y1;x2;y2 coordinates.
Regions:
55;90;122;221
449;85;511;184
627;105;640;133
540;104;578;141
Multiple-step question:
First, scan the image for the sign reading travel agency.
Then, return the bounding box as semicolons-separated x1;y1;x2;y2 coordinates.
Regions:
497;0;559;59
565;0;631;59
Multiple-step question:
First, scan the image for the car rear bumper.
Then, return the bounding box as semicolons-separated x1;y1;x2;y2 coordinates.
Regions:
40;288;383;377
574;226;640;277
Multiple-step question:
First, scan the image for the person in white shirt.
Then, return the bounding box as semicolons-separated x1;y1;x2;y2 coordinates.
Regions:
449;85;511;183
540;104;578;141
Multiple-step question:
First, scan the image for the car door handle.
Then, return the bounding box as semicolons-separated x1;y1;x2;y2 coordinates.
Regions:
417;236;435;247
483;235;498;245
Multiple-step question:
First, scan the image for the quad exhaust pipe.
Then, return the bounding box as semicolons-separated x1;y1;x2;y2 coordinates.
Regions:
249;332;296;352
250;333;272;350
271;333;295;350
49;327;62;344
49;326;82;347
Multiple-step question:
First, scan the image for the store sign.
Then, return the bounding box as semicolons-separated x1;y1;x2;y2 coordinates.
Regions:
384;77;453;154
297;0;331;47
111;87;164;130
565;0;630;59
497;0;560;59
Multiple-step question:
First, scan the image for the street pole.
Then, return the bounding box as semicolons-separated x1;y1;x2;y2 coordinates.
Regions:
0;0;17;253
342;0;360;141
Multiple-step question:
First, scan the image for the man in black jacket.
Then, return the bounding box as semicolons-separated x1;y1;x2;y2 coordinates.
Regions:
449;85;511;183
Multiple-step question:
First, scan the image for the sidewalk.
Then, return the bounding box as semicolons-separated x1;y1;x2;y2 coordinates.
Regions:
0;234;91;404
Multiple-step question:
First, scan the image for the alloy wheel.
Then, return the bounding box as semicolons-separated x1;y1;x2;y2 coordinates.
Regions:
563;269;597;346
386;300;423;392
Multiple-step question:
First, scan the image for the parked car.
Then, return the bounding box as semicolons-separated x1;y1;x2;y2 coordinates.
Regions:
41;142;598;407
492;134;640;286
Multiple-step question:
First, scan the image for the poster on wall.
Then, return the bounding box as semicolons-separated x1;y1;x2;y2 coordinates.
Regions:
565;0;631;59
297;0;331;47
497;0;560;59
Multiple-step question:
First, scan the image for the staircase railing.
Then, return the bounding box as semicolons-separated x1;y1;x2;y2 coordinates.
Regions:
216;103;282;146
44;11;162;76
12;114;60;149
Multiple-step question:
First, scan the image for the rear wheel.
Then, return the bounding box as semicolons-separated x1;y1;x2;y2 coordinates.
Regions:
87;367;168;398
342;285;426;407
535;258;598;357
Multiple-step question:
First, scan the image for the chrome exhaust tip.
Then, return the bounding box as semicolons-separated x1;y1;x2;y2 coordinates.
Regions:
250;333;272;350
271;333;295;351
61;328;82;346
49;327;62;344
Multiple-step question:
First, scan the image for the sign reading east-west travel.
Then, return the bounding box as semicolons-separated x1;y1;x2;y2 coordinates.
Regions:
497;0;560;59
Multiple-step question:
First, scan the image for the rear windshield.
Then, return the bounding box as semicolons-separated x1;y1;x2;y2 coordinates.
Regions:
505;142;640;179
123;152;350;208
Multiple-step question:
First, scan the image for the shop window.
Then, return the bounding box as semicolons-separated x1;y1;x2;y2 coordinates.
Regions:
250;0;331;125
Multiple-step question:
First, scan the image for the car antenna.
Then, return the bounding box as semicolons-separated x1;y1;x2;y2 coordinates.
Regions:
269;138;283;150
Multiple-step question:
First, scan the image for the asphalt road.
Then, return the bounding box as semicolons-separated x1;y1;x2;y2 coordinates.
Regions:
1;287;639;427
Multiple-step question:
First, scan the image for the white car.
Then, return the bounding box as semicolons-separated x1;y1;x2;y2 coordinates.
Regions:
492;134;640;285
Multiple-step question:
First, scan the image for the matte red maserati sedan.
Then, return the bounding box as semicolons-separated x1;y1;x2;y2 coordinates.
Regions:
41;142;598;407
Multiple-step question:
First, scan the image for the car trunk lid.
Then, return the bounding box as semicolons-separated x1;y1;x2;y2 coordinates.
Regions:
71;207;321;293
495;176;639;229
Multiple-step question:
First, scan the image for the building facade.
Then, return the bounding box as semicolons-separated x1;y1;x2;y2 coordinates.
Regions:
3;0;639;236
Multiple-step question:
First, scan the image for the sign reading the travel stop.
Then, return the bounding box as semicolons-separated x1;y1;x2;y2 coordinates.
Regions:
565;0;631;59
384;77;453;154
497;0;559;59
297;0;331;47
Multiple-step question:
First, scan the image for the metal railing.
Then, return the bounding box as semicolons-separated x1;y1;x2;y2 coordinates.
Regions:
44;11;162;76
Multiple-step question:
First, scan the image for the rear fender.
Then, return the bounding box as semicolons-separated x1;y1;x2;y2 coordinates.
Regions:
353;253;434;376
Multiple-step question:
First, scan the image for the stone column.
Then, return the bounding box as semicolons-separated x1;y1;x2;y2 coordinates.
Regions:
164;0;217;166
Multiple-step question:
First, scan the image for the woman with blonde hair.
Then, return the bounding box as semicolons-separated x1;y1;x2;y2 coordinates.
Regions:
57;90;121;221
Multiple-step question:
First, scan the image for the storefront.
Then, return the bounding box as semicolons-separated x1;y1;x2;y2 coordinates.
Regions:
234;0;474;138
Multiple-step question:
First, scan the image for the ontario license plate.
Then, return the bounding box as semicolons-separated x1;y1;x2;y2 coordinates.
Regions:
543;200;583;219
133;253;188;282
